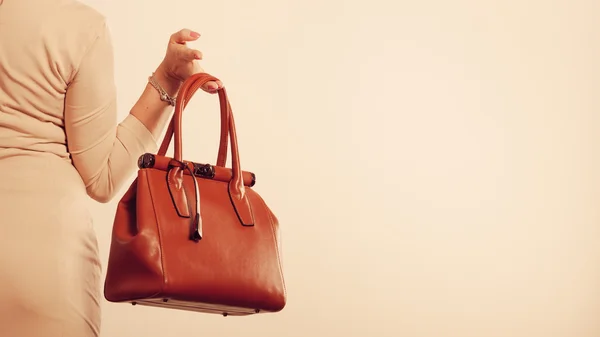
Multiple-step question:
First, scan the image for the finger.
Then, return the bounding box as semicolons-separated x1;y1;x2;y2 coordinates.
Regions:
170;29;201;44
202;81;221;93
184;48;203;61
205;81;218;90
204;80;223;89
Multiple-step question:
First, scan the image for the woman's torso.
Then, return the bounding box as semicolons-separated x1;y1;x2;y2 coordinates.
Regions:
0;0;105;224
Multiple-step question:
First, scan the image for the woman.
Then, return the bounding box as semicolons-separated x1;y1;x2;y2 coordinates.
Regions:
0;0;221;336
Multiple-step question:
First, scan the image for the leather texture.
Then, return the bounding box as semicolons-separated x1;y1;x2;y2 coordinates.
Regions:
103;73;286;316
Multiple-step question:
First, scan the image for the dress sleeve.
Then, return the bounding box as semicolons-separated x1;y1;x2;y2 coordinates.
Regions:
64;21;158;203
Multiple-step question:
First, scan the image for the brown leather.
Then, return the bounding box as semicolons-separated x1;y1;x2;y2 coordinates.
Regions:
138;153;256;187
157;78;229;167
103;73;286;316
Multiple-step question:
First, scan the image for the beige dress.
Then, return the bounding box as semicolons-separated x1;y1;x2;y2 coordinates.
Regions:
0;0;158;336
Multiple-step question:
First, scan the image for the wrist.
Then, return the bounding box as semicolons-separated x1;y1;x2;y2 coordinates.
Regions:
153;63;182;97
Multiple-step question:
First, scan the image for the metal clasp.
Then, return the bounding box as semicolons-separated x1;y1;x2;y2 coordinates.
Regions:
194;163;215;179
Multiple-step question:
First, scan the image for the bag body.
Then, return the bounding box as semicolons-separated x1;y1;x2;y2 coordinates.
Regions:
103;73;286;316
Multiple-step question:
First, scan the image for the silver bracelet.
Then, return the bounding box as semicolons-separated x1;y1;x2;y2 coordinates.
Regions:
148;72;177;106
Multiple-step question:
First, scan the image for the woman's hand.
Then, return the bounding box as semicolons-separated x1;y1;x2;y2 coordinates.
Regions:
155;29;223;95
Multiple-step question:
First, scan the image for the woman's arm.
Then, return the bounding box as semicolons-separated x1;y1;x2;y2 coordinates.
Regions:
131;27;219;140
64;21;213;203
129;67;180;141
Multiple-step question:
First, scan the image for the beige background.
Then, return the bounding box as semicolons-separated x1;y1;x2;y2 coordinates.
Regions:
82;0;599;336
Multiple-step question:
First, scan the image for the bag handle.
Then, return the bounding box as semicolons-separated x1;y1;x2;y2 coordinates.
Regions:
157;84;229;167
162;73;255;233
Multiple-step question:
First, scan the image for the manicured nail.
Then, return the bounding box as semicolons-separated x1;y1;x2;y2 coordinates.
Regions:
190;31;200;38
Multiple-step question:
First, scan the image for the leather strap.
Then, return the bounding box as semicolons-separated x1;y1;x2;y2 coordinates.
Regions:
163;73;255;228
157;81;229;167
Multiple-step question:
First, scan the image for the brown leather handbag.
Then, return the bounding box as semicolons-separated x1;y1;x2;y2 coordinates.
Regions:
103;73;286;316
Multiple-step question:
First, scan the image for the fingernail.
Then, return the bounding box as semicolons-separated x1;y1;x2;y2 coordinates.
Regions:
190;31;200;38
